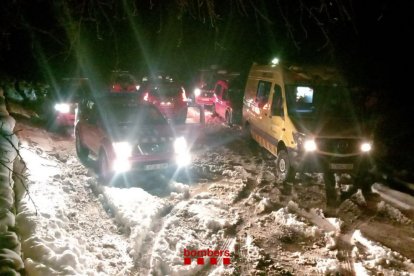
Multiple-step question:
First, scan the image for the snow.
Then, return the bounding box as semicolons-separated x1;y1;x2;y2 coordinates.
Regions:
148;193;235;276
352;230;414;275
98;186;167;261
14;125;239;275
17;146;106;275
4;104;414;275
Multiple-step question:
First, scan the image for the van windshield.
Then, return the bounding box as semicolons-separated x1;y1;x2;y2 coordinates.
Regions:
285;85;364;119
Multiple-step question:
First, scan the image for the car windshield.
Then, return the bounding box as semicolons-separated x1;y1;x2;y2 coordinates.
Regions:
149;83;183;97
101;103;167;126
285;84;365;119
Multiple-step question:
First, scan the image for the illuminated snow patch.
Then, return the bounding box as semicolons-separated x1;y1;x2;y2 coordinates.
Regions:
272;207;320;239
102;186;168;260
149;192;235;276
16;148;98;275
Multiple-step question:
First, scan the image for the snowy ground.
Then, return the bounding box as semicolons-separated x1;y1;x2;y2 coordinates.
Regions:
12;111;414;275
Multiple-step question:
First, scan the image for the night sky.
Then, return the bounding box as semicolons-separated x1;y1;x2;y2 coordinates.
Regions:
1;0;412;87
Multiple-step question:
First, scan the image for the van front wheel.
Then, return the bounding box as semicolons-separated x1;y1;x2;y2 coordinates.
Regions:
276;150;295;183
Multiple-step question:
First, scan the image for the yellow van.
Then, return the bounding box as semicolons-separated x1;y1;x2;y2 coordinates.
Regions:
242;60;374;193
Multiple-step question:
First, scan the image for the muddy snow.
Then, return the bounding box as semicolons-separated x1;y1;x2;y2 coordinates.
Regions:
12;115;414;276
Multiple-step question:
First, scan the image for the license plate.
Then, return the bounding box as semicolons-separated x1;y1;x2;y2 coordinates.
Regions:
145;163;169;170
330;163;353;170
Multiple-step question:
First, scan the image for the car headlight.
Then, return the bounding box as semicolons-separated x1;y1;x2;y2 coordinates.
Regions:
112;142;132;159
174;137;191;167
174;137;187;153
54;103;70;113
194;88;201;97
303;140;317;152
360;142;372;152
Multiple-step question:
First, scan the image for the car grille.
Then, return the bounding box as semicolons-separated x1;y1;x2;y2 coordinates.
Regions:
136;142;172;155
316;138;360;155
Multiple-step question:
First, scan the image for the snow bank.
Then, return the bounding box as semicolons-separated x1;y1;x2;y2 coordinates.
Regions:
15;147;101;275
0;86;24;274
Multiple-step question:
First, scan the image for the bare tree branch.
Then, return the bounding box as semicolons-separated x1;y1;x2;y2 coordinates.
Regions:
1;122;39;215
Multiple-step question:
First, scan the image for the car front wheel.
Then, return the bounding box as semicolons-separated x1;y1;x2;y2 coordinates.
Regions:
276;150;295;183
98;151;113;185
75;130;90;166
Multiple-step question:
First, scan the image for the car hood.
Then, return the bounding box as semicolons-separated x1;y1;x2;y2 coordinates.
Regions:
105;124;175;142
290;116;371;138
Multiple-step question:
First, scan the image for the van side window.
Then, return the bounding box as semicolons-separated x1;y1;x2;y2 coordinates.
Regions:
271;85;283;116
256;81;271;106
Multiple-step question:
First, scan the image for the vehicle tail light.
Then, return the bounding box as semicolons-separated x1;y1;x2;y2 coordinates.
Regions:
160;101;173;106
143;92;149;101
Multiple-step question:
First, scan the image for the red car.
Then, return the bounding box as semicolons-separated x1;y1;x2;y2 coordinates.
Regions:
109;71;139;93
139;78;188;124
193;84;215;107
212;78;244;125
74;94;191;184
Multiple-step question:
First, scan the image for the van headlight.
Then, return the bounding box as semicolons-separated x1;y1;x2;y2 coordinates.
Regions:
303;140;317;152
293;132;317;152
360;142;372;152
174;137;191;167
54;103;70;113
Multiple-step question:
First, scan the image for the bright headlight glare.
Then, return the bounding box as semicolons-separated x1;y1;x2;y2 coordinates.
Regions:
54;103;70;113
174;137;188;153
112;142;132;159
304;140;317;151
194;88;201;97
113;159;131;172
176;153;191;167
360;142;372;152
